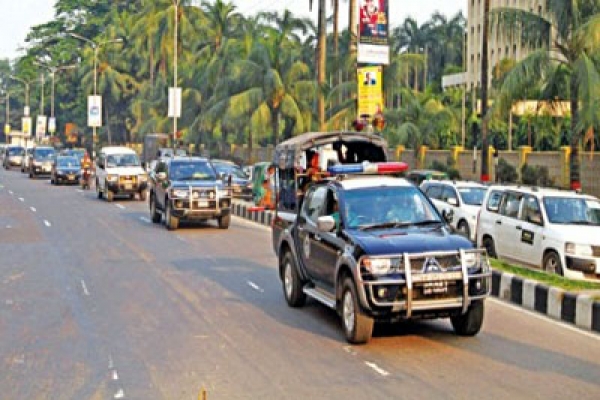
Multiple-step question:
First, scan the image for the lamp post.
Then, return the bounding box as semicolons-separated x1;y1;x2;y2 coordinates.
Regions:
35;62;77;135
172;0;182;150
9;75;35;115
69;33;123;159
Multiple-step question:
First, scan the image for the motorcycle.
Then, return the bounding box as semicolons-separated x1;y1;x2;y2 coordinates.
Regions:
80;167;92;190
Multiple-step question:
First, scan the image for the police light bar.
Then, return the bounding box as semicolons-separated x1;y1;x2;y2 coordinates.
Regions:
328;162;409;175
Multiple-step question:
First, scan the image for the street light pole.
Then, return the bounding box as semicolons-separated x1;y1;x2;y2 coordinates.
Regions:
173;0;181;150
480;0;490;182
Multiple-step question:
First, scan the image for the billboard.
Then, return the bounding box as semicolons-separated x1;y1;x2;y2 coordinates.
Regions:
357;66;383;119
358;0;389;65
36;115;47;140
22;117;32;137
88;95;102;127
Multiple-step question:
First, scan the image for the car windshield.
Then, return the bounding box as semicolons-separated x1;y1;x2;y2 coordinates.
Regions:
106;153;140;167
342;186;441;229
57;157;80;168
458;187;487;206
8;147;23;155
212;162;248;179
543;197;600;225
170;161;217;181
34;149;55;160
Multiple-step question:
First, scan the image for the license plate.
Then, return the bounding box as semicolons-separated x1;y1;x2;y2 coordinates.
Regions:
412;271;462;283
421;281;449;295
124;183;132;190
68;175;75;180
197;200;209;208
43;166;51;172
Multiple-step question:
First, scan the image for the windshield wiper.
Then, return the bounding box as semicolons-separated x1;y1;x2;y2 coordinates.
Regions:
358;221;408;230
412;220;443;226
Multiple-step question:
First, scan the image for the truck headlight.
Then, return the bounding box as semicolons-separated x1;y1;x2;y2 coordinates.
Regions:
107;175;118;182
217;189;230;198
462;252;479;267
565;242;593;257
361;257;402;275
172;189;188;198
33;160;41;167
138;174;148;182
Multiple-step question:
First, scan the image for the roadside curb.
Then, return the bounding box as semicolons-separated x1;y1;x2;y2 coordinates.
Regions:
492;270;600;333
232;201;600;335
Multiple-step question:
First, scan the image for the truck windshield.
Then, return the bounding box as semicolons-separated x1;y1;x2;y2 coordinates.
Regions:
342;186;441;229
170;162;217;181
107;154;140;167
34;149;55;160
543;197;600;225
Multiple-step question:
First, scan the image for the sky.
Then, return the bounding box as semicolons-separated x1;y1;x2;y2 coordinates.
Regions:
0;1;467;60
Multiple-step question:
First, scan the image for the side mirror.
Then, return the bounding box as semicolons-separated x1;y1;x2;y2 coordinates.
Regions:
442;209;454;224
317;215;336;232
156;172;167;181
447;197;458;207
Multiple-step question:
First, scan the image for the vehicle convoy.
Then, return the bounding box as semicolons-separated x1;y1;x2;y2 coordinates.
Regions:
149;156;232;230
28;146;56;178
95;146;148;202
477;185;600;281
211;159;252;200
271;132;491;343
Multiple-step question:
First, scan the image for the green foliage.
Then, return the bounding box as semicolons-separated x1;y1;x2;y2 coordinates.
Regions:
496;158;518;183
520;163;553;187
429;157;460;180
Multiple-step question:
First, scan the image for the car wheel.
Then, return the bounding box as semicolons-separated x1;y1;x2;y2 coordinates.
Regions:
218;214;230;229
29;171;33;179
106;186;114;202
139;190;147;202
341;277;373;344
96;179;103;199
281;251;306;307
50;176;55;185
451;300;484;336
150;195;161;224
543;251;564;276
482;236;497;258
458;220;471;239
165;202;179;230
56;178;61;185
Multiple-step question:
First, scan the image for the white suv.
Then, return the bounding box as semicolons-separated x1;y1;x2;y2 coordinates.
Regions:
477;185;600;281
95;146;148;202
420;180;488;242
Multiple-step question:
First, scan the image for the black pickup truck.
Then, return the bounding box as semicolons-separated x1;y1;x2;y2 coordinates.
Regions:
271;132;491;344
149;156;232;230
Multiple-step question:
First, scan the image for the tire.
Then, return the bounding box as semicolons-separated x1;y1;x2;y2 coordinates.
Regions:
281;251;306;307
482;236;497;258
165;202;179;230
451;300;484;336
457;220;471;240
96;179;103;199
50;176;55;185
138;190;147;202
150;195;161;224
29;171;33;179
106;186;114;202
56;178;61;186
218;214;230;229
543;251;564;276
341;277;373;344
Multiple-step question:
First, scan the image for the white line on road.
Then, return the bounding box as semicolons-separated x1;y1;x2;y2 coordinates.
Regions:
139;216;151;224
81;280;90;296
115;204;126;210
489;298;600;341
114;388;125;399
108;355;114;369
30;207;36;213
76;189;84;193
43;220;51;227
112;370;119;380
6;225;11;229
8;190;13;195
365;361;390;377
247;281;265;293
18;197;24;202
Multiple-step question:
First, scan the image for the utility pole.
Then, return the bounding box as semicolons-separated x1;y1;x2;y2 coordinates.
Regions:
480;0;490;182
317;0;327;131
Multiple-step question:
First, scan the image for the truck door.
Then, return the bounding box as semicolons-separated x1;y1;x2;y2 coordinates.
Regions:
296;186;327;282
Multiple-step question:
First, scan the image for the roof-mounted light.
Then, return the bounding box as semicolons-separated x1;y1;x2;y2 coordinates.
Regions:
327;162;408;176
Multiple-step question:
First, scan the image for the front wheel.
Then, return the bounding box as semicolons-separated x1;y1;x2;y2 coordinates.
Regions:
282;252;306;307
543;251;564;276
457;220;471;240
105;187;114;202
150;195;162;224
96;180;103;199
482;236;497;258
451;300;484;336
341;277;373;344
165;202;179;230
218;214;230;229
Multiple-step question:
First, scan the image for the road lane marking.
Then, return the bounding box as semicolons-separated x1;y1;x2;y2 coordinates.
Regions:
115;204;126;210
140;216;151;224
247;281;264;293
114;388;125;399
365;361;390;377
8;190;13;195
6;225;11;229
176;236;187;243
76;189;84;193
108;355;114;369
18;197;24;202
81;280;90;296
112;370;119;380
30;207;36;213
44;220;51;227
489;298;600;341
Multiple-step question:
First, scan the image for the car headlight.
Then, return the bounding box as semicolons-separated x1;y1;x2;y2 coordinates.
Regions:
107;175;118;182
217;189;230;197
33;161;41;166
172;189;188;198
361;257;402;275
462;252;479;267
138;174;148;181
565;242;593;257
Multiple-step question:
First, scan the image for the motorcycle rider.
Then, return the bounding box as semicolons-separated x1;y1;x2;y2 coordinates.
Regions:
81;152;93;188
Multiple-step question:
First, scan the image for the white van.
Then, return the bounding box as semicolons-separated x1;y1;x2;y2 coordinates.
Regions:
477;185;600;281
95;146;148;202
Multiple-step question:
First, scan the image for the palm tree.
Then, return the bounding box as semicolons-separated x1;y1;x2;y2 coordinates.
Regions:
494;1;600;189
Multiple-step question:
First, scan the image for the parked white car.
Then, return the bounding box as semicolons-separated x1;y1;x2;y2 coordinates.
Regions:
477;185;600;281
95;146;148;202
420;180;488;242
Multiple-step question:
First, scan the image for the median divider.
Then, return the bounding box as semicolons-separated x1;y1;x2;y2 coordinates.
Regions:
232;200;600;334
491;270;600;333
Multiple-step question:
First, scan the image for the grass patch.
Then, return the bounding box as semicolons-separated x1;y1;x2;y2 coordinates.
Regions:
490;259;600;292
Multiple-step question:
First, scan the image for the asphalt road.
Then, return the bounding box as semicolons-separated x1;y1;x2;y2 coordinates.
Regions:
1;166;600;400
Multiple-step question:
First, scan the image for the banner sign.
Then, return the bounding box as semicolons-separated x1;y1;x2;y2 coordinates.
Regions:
22;117;32;137
48;117;56;134
88;95;102;127
168;87;182;118
36;115;47;140
357;66;384;119
358;0;390;65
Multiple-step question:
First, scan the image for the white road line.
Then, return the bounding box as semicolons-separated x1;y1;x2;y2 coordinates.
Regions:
176;236;187;243
81;280;90;296
489;298;600;341
18;197;24;202
112;370;119;380
43;220;51;227
365;361;390;377
114;388;125;399
30;207;36;213
115;204;126;210
139;217;151;224
108;355;114;369
6;225;11;229
8;190;13;195
76;189;84;193
247;281;265;293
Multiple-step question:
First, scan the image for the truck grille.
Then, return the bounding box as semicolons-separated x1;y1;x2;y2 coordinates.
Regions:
119;175;137;184
408;254;462;274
